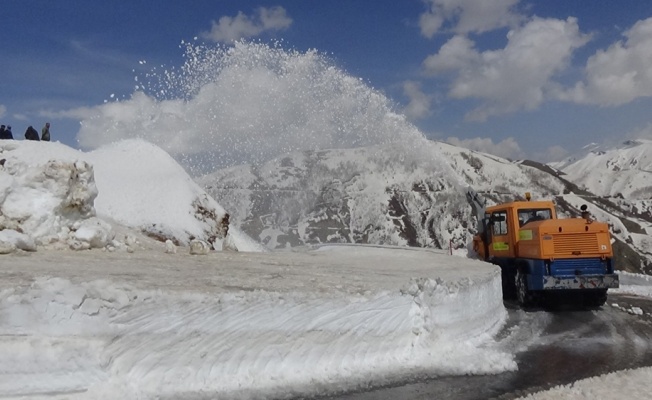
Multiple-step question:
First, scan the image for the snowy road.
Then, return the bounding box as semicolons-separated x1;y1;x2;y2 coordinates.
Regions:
331;293;652;399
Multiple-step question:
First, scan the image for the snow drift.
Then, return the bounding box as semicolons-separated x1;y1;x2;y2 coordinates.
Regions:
0;139;246;252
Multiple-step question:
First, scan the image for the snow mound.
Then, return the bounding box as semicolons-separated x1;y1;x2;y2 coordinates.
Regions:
0;140;262;253
87;139;229;247
0;142;108;251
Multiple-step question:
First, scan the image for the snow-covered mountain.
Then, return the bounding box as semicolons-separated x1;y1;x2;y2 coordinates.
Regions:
199;139;652;273
552;139;652;221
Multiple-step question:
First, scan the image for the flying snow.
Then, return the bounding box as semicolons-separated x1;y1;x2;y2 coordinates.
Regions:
76;41;428;174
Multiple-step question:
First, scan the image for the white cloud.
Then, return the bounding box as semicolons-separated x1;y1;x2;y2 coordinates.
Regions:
532;145;569;163
39;106;98;120
402;81;433;119
445;136;524;160
424;17;590;121
419;0;521;38
446;136;568;162
0;105;6;118
624;122;652;141
423;35;479;73
419;9;444;38
557;17;652;106
201;6;292;44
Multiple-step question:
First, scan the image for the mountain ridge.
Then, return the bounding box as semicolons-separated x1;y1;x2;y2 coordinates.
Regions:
199;139;652;274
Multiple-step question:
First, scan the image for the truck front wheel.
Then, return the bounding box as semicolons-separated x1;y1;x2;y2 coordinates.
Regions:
501;266;517;300
516;271;535;307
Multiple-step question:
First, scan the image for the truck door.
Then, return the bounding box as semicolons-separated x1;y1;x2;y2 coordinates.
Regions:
489;210;513;259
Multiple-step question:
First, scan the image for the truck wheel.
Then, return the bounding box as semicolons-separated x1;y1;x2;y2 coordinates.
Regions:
584;289;608;308
516;271;534;307
501;267;517;300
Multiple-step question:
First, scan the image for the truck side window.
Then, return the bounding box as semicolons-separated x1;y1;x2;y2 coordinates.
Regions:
492;211;508;236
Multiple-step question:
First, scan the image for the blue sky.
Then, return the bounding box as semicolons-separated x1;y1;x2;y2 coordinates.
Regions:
2;0;652;162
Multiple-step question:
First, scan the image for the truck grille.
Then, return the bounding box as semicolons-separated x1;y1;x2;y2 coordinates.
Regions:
549;258;606;276
553;233;599;255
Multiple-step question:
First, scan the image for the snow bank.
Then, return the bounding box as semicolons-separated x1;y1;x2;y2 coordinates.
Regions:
0;140;257;253
613;271;652;298
0;245;514;399
517;366;652;400
0;141;109;250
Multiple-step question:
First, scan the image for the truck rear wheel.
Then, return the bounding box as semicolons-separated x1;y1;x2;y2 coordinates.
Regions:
583;289;608;308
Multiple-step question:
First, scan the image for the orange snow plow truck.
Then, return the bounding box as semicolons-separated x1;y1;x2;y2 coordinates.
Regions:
467;189;619;307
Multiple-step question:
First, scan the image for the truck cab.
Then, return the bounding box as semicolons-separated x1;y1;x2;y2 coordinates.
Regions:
474;200;556;259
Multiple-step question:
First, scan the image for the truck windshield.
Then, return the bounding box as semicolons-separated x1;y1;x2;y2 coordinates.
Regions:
518;208;552;226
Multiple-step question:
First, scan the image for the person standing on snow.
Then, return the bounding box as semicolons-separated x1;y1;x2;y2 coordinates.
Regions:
24;126;39;141
41;122;51;141
3;125;14;140
0;125;6;139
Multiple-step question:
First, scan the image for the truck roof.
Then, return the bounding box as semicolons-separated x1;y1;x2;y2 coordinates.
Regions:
485;200;555;212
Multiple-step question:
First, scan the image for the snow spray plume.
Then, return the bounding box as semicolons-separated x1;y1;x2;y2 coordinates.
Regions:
77;41;429;176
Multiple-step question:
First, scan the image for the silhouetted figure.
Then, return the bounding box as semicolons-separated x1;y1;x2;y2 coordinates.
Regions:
2;125;14;140
0;125;6;139
25;126;40;141
580;204;592;221
41;122;51;141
